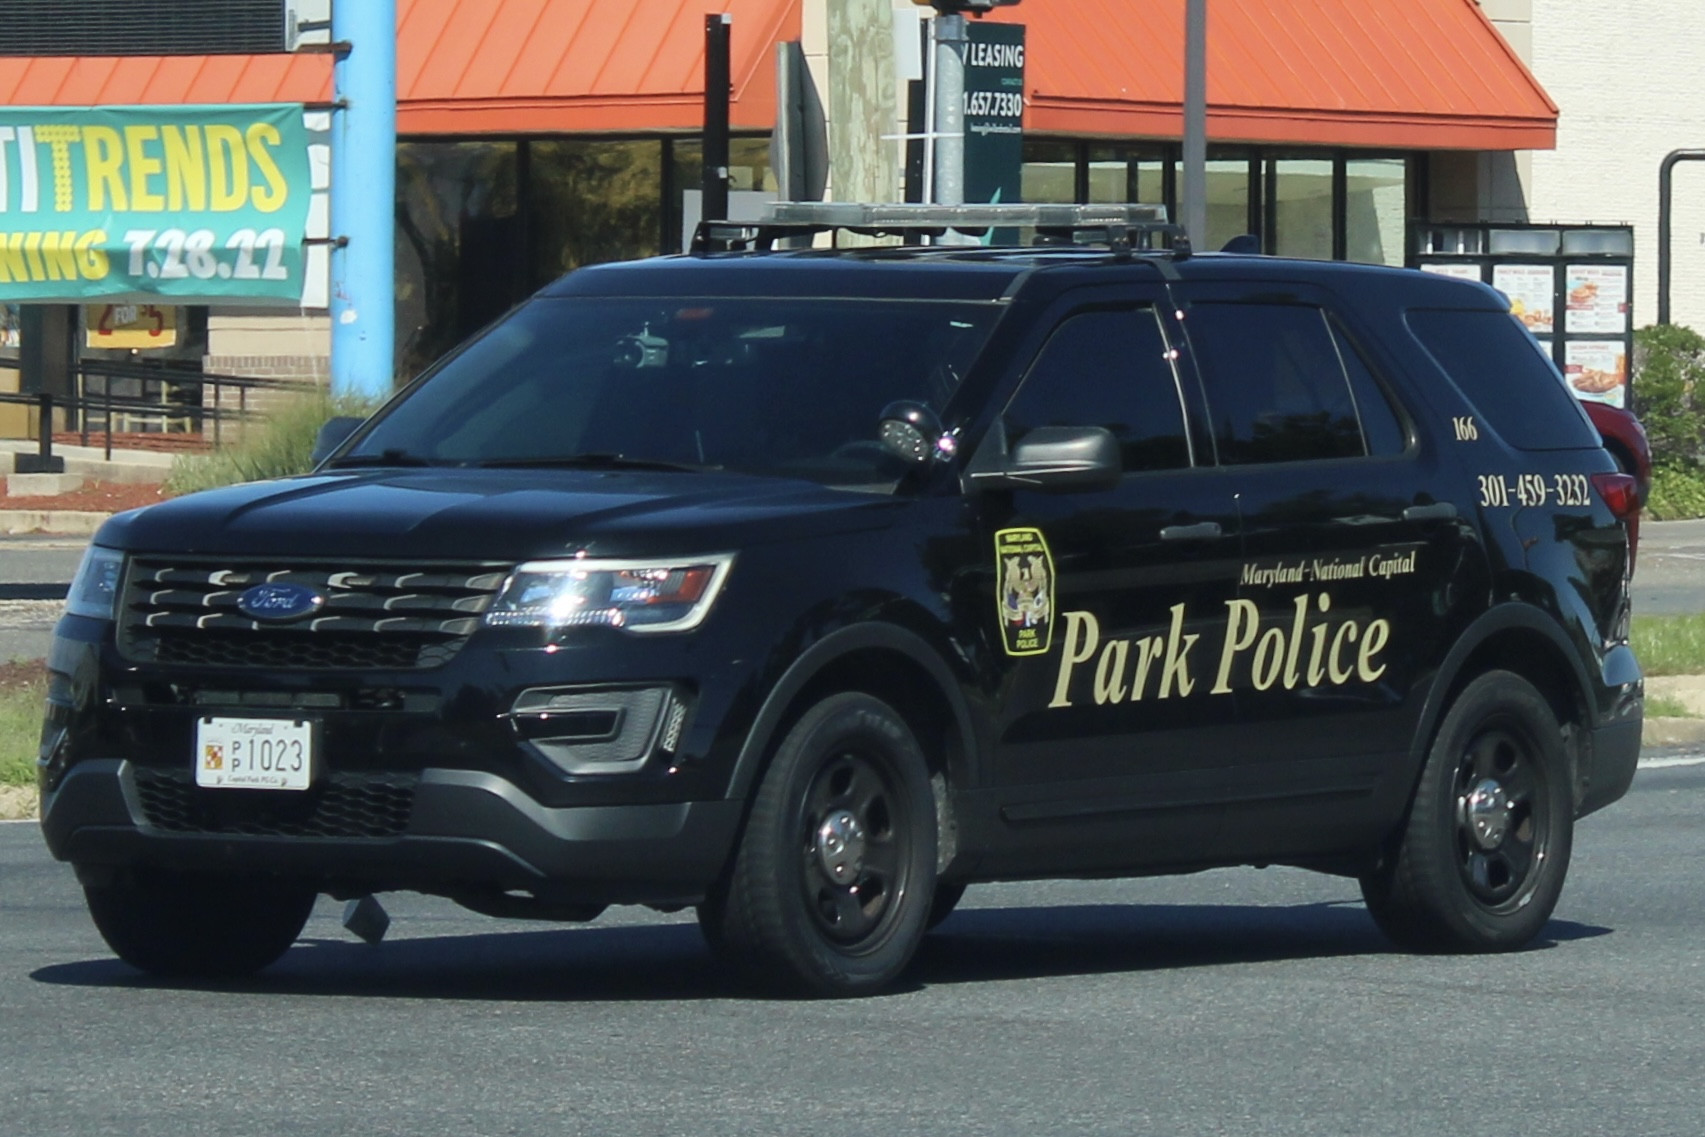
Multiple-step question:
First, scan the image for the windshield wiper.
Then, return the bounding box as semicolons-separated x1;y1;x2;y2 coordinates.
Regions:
325;449;437;468
476;453;718;473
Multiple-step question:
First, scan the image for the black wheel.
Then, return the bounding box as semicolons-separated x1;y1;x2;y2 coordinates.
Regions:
83;867;317;978
702;692;937;995
926;881;967;930
1360;670;1573;951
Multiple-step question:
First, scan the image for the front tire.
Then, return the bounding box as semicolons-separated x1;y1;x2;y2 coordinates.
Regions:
1361;670;1574;951
704;692;937;996
84;867;317;978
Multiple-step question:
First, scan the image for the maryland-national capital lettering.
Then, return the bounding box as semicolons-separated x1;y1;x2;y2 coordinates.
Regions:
1048;592;1393;709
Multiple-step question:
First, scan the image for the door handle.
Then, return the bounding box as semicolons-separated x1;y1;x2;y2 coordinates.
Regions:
1159;521;1223;540
1402;502;1458;522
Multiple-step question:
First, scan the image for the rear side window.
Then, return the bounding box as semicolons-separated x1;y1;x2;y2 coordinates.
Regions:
1405;309;1598;451
1183;302;1401;464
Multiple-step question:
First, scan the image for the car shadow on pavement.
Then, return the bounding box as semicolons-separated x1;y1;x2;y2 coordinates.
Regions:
29;902;1612;1002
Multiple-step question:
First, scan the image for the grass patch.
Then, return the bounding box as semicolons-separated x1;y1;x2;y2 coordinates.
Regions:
1646;693;1697;718
1631;612;1705;677
164;390;380;496
0;662;46;789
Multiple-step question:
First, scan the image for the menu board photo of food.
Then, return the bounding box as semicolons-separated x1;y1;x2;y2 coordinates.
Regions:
1565;264;1629;334
1564;340;1628;407
1494;264;1556;335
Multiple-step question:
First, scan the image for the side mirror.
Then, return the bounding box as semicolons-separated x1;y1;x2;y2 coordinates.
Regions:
970;425;1122;493
877;400;949;465
311;416;365;465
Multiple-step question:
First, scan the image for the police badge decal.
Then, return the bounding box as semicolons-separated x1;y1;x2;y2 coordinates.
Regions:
995;527;1055;656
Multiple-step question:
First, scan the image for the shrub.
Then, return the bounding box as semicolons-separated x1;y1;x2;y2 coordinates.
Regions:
1634;323;1705;466
164;390;380;496
1647;462;1705;520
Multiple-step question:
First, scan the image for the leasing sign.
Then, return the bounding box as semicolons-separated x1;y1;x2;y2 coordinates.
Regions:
0;104;310;303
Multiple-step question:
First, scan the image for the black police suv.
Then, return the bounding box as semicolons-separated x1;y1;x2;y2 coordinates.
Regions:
39;204;1643;995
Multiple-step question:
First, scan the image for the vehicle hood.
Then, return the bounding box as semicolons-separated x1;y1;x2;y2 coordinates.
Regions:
96;468;904;561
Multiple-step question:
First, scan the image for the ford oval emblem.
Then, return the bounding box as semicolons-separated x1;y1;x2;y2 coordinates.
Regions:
236;582;326;622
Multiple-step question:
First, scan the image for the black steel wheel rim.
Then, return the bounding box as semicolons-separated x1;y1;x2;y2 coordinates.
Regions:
1452;722;1549;908
797;747;911;948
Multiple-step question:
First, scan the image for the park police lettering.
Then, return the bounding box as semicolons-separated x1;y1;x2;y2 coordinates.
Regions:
1048;593;1393;708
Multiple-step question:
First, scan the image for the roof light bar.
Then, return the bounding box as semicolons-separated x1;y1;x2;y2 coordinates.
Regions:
759;202;1169;230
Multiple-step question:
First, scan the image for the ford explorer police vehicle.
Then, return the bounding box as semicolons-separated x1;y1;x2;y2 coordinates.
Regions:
39;203;1643;995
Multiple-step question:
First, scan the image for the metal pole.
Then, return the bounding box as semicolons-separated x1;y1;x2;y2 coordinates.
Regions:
933;13;967;207
330;0;398;400
1658;149;1705;326
921;17;939;205
703;14;732;224
1182;0;1207;248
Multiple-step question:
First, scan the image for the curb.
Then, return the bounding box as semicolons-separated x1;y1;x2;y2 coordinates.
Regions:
1640;716;1705;747
0;510;110;536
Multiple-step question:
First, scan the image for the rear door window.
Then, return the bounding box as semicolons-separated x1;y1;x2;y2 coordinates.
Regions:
1182;301;1402;464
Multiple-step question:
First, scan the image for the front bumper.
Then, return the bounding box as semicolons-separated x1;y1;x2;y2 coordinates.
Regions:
41;758;744;907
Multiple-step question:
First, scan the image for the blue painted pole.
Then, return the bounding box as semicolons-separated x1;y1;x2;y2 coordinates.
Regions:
329;0;397;400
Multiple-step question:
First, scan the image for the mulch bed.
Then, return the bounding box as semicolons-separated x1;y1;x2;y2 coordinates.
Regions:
51;431;212;454
0;658;45;690
1;480;169;513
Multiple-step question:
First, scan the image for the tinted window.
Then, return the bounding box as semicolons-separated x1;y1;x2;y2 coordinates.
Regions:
345;296;999;486
1003;307;1192;473
1332;323;1408;456
1184;302;1368;464
1406;309;1598;451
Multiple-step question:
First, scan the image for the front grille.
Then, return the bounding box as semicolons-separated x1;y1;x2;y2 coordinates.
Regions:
134;767;417;839
119;558;510;671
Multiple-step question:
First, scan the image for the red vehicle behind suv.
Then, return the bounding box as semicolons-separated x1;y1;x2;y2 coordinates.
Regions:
1582;401;1651;559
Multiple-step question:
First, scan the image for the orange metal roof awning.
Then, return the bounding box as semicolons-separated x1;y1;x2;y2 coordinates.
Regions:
988;0;1557;150
0;0;1551;150
0;0;798;135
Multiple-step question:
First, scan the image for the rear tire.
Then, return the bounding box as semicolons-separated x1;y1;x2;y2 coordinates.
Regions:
704;692;936;996
84;867;316;978
1360;671;1573;951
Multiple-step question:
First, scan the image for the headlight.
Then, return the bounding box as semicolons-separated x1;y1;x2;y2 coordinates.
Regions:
485;554;734;634
64;545;124;621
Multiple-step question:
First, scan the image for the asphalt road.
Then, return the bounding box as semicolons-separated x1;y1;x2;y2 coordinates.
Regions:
4;759;1704;1136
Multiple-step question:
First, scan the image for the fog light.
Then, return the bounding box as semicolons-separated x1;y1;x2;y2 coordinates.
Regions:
506;685;689;774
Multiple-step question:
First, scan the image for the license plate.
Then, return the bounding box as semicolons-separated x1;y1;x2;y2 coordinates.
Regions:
195;717;316;791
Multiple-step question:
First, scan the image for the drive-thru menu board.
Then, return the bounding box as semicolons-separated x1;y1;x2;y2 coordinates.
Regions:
1413;223;1635;410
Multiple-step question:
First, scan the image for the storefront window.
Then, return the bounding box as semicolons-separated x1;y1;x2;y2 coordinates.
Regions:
1269;157;1335;261
1021;139;1077;204
1087;145;1167;205
1205;156;1251;253
531;139;666;280
394;141;520;379
670;139;776;250
1346;157;1408;266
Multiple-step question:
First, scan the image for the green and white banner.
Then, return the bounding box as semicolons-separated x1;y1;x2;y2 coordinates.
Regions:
0;103;310;304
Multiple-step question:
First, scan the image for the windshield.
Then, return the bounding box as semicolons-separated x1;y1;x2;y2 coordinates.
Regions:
342;296;1001;486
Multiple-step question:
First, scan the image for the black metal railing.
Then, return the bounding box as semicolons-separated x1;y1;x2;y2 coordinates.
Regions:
0;357;308;467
